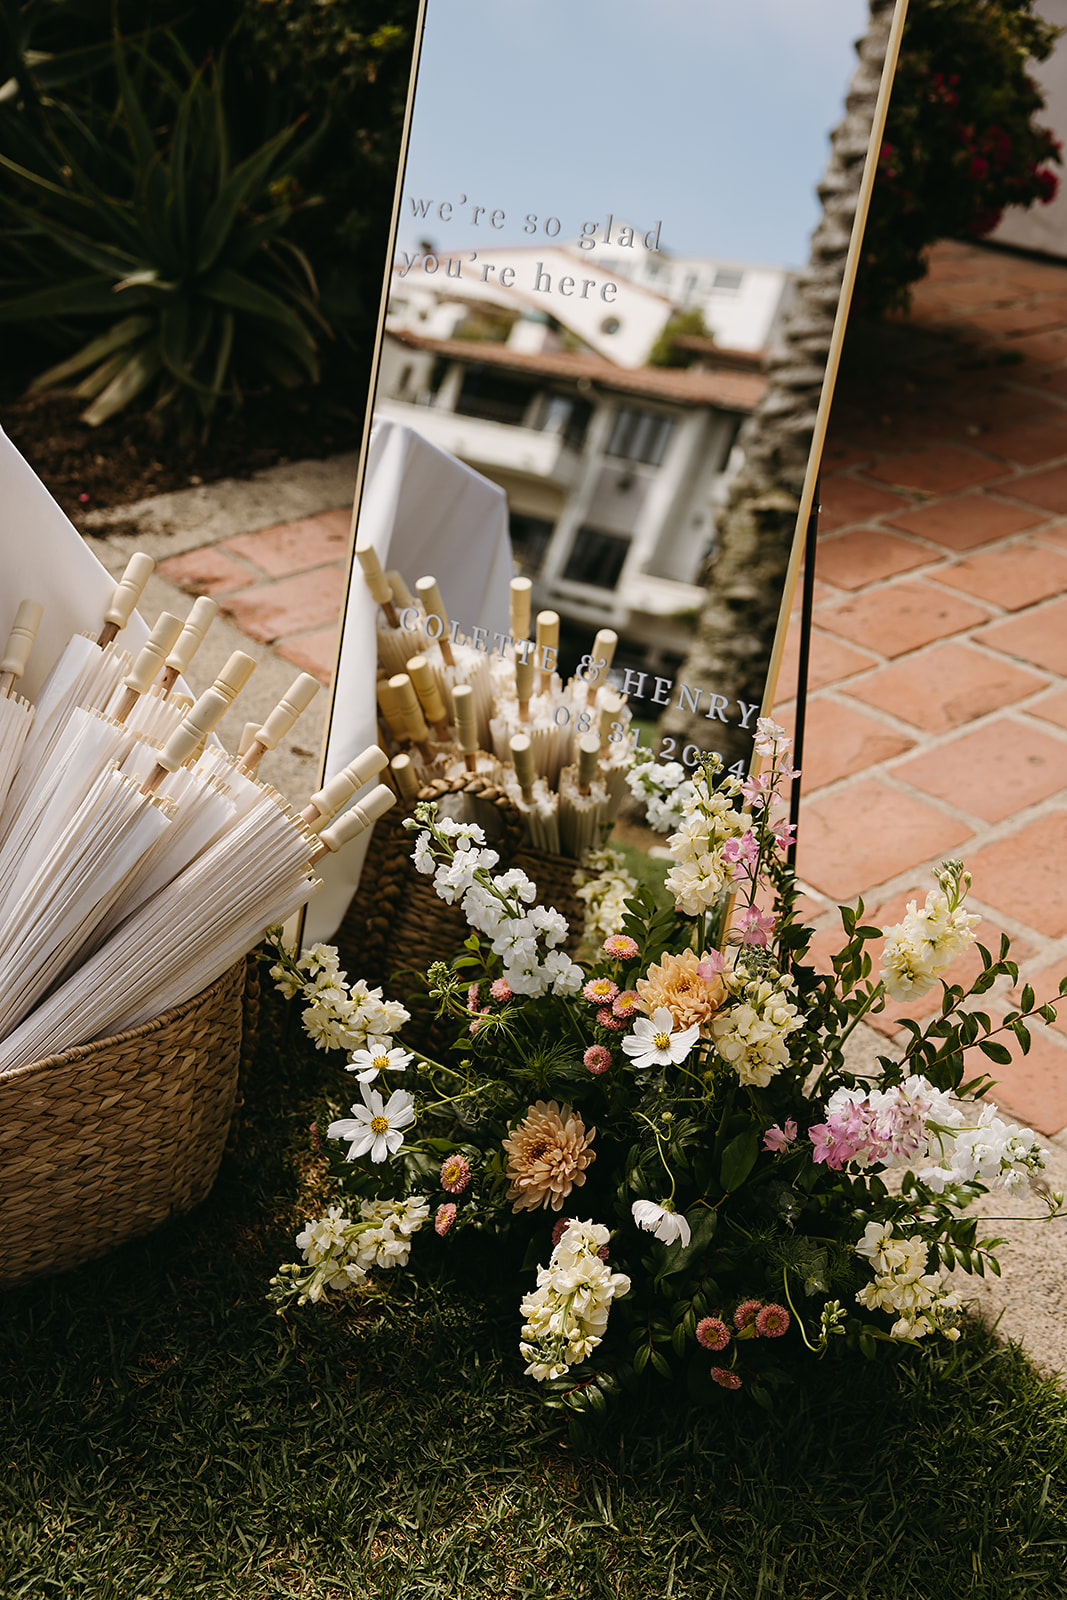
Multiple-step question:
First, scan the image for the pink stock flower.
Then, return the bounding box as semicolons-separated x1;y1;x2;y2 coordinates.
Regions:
755;1304;790;1338
490;978;513;1002
696;1316;731;1352
583;977;619;1005
723;832;759;878
612;989;642;1019
762;1118;798;1153
441;1153;471;1194
466;982;481;1013
733;1299;761;1331
597;1008;622;1031
739;905;776;948
603;934;639;961
584;1044;611;1075
710;1367;742;1390
435;1203;457;1236
695;951;725;980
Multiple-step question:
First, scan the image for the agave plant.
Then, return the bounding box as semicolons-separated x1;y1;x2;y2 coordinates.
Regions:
0;34;330;434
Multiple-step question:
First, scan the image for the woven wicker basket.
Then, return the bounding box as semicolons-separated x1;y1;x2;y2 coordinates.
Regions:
0;956;255;1289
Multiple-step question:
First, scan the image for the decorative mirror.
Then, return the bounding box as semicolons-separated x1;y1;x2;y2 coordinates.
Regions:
307;0;908;942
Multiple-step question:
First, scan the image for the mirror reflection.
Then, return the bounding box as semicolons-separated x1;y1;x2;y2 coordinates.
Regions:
309;0;890;943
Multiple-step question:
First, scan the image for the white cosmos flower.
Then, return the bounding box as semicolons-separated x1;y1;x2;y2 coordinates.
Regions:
328;1083;416;1163
346;1044;413;1083
621;1006;701;1069
631;1199;692;1247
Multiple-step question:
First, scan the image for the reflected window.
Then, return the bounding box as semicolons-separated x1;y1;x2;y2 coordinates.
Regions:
534;394;592;451
562;526;630;589
712;268;744;292
509;513;555;577
455;367;535;426
605;407;675;467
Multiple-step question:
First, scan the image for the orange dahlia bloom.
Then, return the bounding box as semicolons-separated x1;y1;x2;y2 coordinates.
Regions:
635;948;725;1032
502;1100;596;1212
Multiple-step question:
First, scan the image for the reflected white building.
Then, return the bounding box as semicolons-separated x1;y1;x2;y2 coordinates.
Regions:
379;242;779;657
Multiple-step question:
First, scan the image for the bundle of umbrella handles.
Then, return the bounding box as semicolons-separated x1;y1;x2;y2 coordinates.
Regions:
0;554;392;1073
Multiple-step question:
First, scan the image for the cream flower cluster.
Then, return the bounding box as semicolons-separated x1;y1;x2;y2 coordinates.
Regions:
709;969;803;1088
880;866;981;1002
519;1219;631;1381
854;1221;963;1341
625;754;695;834
273;1197;430;1306
918;1104;1049;1196
268;936;411;1054
664;773;751;916
573;846;638;950
410;813;583;997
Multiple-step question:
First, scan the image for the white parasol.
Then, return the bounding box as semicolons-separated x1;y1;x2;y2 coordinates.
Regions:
0;601;43;815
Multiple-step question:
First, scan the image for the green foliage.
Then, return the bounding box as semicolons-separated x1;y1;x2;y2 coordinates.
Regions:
646;307;712;368
0;34;331;435
858;0;1062;315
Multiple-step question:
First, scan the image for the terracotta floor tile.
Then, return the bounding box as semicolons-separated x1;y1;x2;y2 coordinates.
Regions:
1007;461;1067;514
978;1029;1067;1138
892;718;1067;824
945;385;1051;428
779;698;915;794
1030;686;1067;734
277;629;338;686
967;303;1067;338
218;566;347;643
981;597;1067;674
795;778;973;902
818;581;990;657
1010;328;1067;366
966;812;1067;939
1032;520;1067;554
885;492;1044;551
223;509;350;578
842;642;1048;733
814;528;932;591
773;624;876;704
817;475;912;533
157;547;252;595
977;415;1067;466
934;540;1067;612
866;445;1008;496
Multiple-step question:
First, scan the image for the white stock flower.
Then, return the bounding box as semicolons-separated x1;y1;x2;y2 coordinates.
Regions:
631;1199;692;1247
622;1007;701;1070
854;1221;962;1341
881;885;981;1002
519;1220;630;1381
328;1083;416;1163
709;973;802;1088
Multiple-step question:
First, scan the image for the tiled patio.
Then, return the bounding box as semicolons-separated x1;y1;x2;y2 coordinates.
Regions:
777;239;1067;1138
156;239;1067;1139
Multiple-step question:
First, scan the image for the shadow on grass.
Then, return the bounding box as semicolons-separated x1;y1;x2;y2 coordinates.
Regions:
3;987;1067;1599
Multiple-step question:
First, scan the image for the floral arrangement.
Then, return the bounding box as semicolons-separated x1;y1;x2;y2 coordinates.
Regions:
268;720;1063;1415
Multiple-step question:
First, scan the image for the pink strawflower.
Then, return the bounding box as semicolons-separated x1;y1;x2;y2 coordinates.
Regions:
603;934;639;961
597;1008;622;1030
584;1044;611;1075
435;1203;457;1236
490;978;513;1002
466;982;481;1013
612;989;641;1019
583;977;619;1005
755;1303;790;1338
710;1367;742;1390
695;951;724;980
762;1118;798;1153
440;1153;472;1194
695;1316;730;1352
733;1299;761;1331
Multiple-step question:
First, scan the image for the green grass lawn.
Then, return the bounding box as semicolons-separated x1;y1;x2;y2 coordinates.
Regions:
3;983;1067;1599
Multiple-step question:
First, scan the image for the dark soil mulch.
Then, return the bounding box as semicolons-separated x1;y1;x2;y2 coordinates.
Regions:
0;344;374;532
